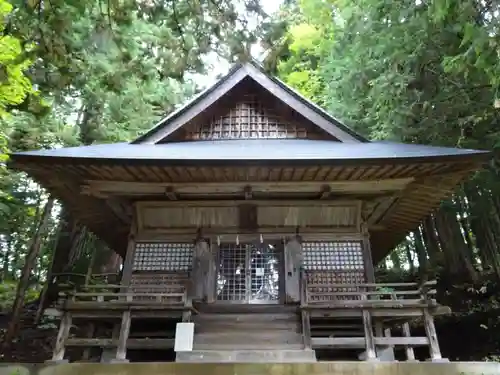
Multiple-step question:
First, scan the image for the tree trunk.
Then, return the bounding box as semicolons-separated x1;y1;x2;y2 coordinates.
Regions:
390;250;402;271
44;209;85;308
3;196;54;346
422;215;440;270
2;234;11;281
413;227;428;281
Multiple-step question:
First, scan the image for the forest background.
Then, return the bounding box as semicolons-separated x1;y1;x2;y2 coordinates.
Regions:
0;0;499;361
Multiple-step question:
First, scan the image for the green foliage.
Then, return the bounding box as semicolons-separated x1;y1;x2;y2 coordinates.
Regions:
0;0;277;310
274;0;500;360
0;0;35;118
0;282;38;309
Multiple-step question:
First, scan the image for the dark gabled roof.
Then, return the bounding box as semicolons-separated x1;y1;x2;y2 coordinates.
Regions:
11;139;490;165
132;60;367;144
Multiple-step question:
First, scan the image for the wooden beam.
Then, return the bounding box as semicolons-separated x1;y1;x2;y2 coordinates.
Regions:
66;338;174;349
82;178;414;197
136;199;361;208
136;229;365;243
311;337;429;348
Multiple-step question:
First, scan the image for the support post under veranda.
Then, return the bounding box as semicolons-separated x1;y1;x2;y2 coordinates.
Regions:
361;222;378;361
108;215;137;363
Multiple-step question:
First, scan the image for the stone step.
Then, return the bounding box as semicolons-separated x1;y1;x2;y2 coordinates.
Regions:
176;350;317;363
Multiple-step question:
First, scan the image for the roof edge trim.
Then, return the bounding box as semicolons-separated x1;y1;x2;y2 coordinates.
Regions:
132;60;367;145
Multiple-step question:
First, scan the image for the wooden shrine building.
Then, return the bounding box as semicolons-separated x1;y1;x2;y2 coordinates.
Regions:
9;61;491;363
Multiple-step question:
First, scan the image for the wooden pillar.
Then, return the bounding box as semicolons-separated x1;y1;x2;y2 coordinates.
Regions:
360;224;377;361
301;310;312;350
50;312;72;363
206;241;218;304
285;235;303;303
402;321;416;361
120;218;138;286
299;271;311;349
103;216;136;363
114;308;132;362
361;223;375;283
423;308;446;361
361;293;377;361
192;235;213;302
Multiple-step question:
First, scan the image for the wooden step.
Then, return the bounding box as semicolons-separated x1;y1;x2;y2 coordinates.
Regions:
192;311;304;351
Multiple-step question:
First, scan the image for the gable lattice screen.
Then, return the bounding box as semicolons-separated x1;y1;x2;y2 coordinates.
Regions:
133;242;194;272
302;241;366;301
184;94;315;140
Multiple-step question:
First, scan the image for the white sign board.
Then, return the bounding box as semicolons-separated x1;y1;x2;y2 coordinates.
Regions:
174;322;194;352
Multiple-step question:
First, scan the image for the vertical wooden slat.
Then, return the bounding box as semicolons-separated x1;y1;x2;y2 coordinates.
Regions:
402;322;417;361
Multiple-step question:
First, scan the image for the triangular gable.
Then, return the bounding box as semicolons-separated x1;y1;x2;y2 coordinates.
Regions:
132;61;367;144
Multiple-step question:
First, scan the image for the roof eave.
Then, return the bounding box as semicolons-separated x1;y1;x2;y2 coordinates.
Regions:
8;149;492;169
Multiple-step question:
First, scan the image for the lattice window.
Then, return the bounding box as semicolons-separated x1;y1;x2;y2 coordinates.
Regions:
302;241;364;271
185;94;311;140
133;242;193;271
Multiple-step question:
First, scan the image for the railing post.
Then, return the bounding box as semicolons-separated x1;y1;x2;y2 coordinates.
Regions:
300;271;312;350
113;295;132;363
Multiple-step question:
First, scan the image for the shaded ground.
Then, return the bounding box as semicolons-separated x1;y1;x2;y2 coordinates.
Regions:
0;312;55;362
